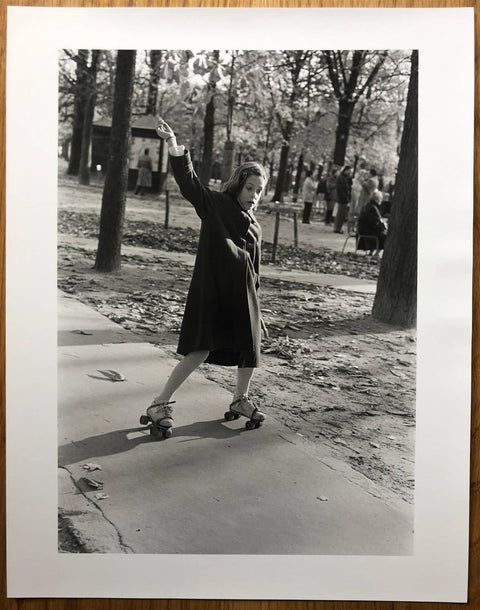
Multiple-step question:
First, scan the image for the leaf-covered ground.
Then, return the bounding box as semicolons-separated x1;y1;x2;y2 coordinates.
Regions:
58;208;380;281
57;179;415;506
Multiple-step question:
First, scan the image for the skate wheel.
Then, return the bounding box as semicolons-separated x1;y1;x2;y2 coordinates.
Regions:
255;421;262;429
140;415;150;425
246;420;256;430
224;411;234;421
163;428;173;439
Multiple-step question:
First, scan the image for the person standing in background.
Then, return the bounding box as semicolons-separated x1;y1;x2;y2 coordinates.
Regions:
323;167;338;226
333;166;353;234
355;168;379;217
302;170;316;224
135;148;153;196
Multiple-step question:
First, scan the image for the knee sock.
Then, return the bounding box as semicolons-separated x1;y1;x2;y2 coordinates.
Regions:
233;367;255;401
154;350;209;402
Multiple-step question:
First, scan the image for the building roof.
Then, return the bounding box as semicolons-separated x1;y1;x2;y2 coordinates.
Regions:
94;115;159;131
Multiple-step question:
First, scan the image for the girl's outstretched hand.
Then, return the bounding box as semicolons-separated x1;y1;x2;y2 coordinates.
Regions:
156;117;175;140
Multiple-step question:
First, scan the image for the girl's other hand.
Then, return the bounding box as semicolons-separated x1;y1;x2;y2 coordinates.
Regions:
156;117;175;140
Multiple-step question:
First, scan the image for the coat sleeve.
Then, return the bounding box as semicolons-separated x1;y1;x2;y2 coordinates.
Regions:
370;204;386;232
169;150;215;220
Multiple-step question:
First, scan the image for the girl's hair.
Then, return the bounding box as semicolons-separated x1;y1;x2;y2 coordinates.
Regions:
221;162;269;207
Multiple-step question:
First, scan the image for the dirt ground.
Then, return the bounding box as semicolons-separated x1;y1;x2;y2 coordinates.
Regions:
57;169;415;506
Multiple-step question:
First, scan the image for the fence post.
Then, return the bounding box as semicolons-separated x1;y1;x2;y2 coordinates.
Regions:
272;211;280;263
293;212;298;248
164;189;170;229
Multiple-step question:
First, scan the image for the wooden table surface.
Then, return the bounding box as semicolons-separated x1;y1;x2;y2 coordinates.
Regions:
0;1;478;608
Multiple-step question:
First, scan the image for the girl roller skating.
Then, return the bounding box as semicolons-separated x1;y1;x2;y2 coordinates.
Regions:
141;118;268;438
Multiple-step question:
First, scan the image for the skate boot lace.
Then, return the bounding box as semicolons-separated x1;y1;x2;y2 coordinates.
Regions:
148;400;175;418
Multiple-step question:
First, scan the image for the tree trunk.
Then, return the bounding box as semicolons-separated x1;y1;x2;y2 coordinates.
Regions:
263;112;273;167
62;138;70;161
94;50;136;272
353;154;359;177
333;99;354;166
292;152;304;203
267;158;275;195
221;140;235;183
146;50;162;116
67;50;88;175
272;144;290;202
272;120;293;202
78;89;95;185
79;51;100;186
199;91;215;184
199;50;219;184
225;53;236;141
372;50;418;327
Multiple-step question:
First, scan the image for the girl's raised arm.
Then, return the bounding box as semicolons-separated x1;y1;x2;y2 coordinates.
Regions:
156;118;214;219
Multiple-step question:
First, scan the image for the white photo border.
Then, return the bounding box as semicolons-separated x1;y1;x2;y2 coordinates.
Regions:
6;6;474;601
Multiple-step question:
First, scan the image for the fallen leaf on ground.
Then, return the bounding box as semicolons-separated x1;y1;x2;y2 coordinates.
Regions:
84;478;104;490
83;463;102;472
386;410;413;418
97;369;126;382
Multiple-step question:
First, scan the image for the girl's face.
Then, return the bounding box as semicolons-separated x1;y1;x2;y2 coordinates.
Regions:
237;175;266;211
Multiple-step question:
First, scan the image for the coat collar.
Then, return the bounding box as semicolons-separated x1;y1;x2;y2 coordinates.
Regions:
224;192;253;235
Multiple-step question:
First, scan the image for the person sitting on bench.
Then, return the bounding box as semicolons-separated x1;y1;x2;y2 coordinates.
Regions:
357;193;387;254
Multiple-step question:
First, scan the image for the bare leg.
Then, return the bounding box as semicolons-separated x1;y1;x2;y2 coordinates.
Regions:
152;350;209;403
233;366;255;401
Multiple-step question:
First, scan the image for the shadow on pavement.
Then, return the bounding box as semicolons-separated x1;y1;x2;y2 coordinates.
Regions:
58;419;248;466
58;329;144;347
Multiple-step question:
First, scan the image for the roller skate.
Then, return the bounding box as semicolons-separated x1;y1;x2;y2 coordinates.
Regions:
224;396;265;430
140;399;175;439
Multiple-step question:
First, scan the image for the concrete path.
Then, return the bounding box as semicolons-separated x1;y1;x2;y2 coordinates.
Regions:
261;265;376;293
143;246;377;294
58;292;412;555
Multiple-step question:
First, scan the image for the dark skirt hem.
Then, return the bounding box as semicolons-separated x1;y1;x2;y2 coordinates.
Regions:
177;346;259;368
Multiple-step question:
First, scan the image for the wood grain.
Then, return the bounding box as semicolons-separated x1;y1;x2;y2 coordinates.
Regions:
1;0;478;608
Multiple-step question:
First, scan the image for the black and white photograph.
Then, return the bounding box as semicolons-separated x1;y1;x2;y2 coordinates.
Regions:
6;6;473;601
57;47;417;556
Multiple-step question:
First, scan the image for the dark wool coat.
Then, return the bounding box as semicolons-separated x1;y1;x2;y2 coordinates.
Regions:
335;173;352;204
357;201;387;251
170;151;262;367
